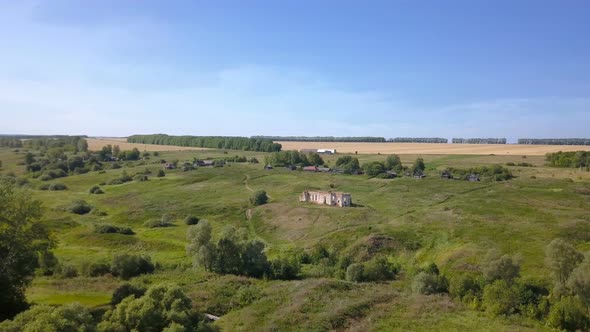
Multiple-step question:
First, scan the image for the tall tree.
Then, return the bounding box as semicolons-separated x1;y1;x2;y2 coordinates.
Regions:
0;179;53;320
545;238;584;286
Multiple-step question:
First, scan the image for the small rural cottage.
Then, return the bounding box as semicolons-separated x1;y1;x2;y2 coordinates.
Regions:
264;164;273;170
441;170;453;180
300;191;352;207
467;174;480;182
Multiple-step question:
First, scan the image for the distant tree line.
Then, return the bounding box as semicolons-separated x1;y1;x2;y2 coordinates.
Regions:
128;134;282;152
452;138;507;144
546;151;590;169
518;138;590;145
0;138;23;148
252;136;386;142
387;137;448;143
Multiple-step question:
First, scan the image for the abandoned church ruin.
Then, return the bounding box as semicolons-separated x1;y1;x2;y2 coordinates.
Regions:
299;191;352;207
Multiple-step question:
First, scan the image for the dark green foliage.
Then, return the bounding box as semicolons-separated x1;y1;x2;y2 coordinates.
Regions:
363;257;399;282
0;303;95;331
412;157;426;172
546;151;590;168
264;150;310;167
94;223;135;235
81;262;111;277
250;190;268;206
67;199;92;215
252;136;386;142
48;182;67;191
482;254;520;283
111;254;155;280
0;177;53;320
157;169;166;177
482;280;521;316
89;185;104;194
128;134;282;152
362;161;386;177
547;296;590;331
55;264;78;279
185;215;200;225
444;165;513;181
110;284;146;305
545;238;584;286
0;137;24;148
269;255;301;280
335;156;361;174
99;284;200;331
384;154;402;171
449;275;482;300
307;152;324;166
453;138;507;144
412;264;448;295
240;240;269;278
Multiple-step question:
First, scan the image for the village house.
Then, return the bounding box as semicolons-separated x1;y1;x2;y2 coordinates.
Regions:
299;191;352;207
303;166;318;172
467;174;481;182
441;170;453;180
264;164;273;170
163;163;176;170
196;160;215;167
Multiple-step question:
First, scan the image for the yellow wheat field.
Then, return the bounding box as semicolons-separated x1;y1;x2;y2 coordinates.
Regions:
275;141;590;155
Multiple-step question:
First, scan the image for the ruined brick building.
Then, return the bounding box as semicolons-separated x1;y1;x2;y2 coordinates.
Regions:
299;191;352;207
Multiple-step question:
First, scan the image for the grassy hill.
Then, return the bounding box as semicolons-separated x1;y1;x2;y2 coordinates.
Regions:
1;147;589;330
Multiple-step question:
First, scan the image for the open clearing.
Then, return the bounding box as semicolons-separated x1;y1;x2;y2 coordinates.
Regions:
276;141;590;155
87;137;210;152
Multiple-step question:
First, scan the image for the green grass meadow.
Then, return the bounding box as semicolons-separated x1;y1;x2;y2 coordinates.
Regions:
1;147;589;331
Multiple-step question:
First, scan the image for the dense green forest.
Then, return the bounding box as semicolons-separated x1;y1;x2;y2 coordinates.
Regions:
387;137;449;143
519;138;590;145
546;151;590;169
452;138;507;144
252;136;386;142
128;134;282;152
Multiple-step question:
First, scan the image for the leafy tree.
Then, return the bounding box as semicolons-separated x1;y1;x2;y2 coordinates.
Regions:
213;238;242;274
482;254;520;283
37;251;59;276
547;296;590;331
567;260;590;306
99;284;199;332
384;154;402;171
363;257;399;282
0;179;53;320
362;161;386;177
482;280;520;317
269;255;301;280
24;152;35;165
197;243;217;272
186;220;212;256
412;157;425;172
307;152;324;166
250;190;268;206
241;240;269;278
545;238;584;286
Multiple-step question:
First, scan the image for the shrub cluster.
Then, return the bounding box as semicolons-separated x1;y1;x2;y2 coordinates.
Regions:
111;254;155;280
94;223;134;235
67;199;92;215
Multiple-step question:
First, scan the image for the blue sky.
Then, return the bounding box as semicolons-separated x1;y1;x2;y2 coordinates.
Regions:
1;1;589;141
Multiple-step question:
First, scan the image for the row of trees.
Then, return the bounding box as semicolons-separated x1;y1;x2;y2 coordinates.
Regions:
518;138;590;145
452;138;507;144
252;136;386;142
186;221;300;280
128;134;282;152
264;150;324;167
545;151;590;169
387;137;448;143
444;165;513;181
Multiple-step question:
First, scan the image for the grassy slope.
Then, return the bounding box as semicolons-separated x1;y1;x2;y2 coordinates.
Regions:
1;148;589;330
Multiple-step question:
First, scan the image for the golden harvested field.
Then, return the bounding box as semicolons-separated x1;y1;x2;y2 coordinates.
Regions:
275;141;590;155
86;137;210;152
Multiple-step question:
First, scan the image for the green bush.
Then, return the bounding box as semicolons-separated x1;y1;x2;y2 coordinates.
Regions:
133;174;148;181
37;251;59;276
81;262;111;277
110;284;146;305
363;257;399;282
67;199;92;215
89;185;104;194
345;263;364;282
94;223;134;235
157;169;165;177
55;264;78;279
184;215;200;225
144;214;174;228
48;183;67;191
250;190;268;206
0;303;95;331
111;254;155;280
